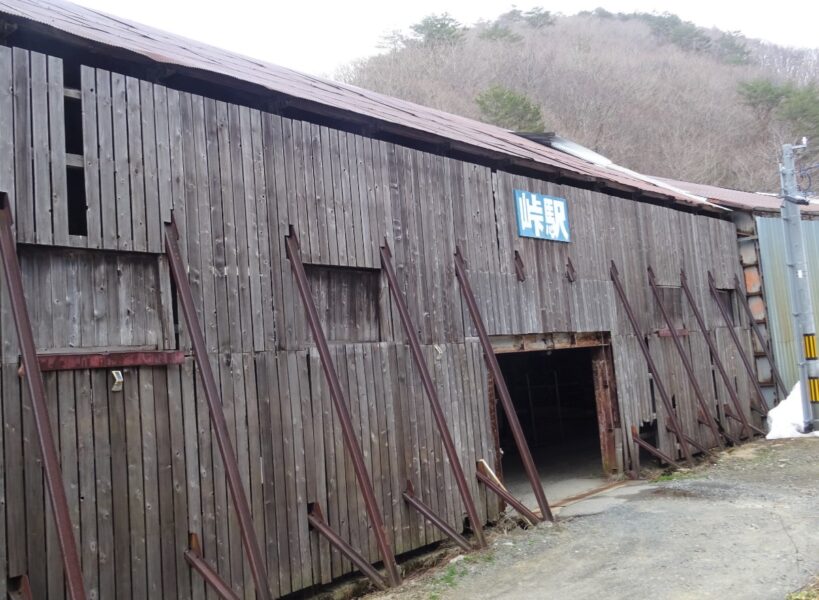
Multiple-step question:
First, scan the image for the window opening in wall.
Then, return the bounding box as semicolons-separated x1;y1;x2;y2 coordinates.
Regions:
62;58;82;90
66;166;88;237
716;289;737;326
64;96;84;155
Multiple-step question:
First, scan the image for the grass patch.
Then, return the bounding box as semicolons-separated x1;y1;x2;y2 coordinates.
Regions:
787;578;819;600
652;469;696;482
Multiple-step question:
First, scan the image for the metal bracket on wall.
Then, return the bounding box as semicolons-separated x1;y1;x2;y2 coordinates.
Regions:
184;533;240;600
286;227;401;587
164;220;273;600
475;461;542;525
381;240;486;549
680;270;764;438
647;266;726;450
403;481;472;552
708;272;771;415
8;575;33;600
631;426;680;468
0;193;87;600
733;274;789;401
454;246;554;521
610;260;694;467
307;503;389;591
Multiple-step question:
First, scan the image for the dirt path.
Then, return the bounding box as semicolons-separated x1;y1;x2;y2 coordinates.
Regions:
368;438;819;600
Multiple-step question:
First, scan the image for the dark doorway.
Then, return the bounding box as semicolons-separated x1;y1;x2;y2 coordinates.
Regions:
493;346;615;506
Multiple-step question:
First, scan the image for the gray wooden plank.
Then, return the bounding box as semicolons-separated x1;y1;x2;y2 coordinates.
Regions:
30;52;51;245
75;370;99;597
81;65;102;248
0;46;16;245
48;56;69;245
126;76;147;251
153;367;178;599
140;80;162;252
95;69;118;249
92;368;116;600
111;73;132;250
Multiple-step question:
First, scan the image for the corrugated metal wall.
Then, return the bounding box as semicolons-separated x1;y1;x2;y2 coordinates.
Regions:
756;216;819;388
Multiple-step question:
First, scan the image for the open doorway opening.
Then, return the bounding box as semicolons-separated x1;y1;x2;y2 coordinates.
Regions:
493;344;618;507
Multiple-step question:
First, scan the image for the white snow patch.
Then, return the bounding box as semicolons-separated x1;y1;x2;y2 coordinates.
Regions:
766;382;819;439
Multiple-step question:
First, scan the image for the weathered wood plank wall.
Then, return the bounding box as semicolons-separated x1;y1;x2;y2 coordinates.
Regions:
0;46;757;598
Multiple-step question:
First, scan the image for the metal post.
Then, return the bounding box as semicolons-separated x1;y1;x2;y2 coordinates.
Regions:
610;260;694;467
403;481;472;552
164;221;273;600
454;247;554;521
708;272;771;415
647;266;724;449
184;534;241;600
286;228;401;587
381;241;486;548
779;142;818;431
307;503;389;591
0;193;87;600
680;270;765;438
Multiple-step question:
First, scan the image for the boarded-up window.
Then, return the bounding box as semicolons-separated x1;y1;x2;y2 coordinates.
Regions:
653;286;684;331
305;264;381;343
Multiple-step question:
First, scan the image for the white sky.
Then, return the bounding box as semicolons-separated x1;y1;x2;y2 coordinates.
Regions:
73;0;819;77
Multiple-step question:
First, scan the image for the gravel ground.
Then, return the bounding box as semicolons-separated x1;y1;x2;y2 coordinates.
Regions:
366;438;819;600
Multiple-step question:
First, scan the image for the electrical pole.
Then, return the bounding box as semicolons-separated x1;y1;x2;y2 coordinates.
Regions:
779;141;819;432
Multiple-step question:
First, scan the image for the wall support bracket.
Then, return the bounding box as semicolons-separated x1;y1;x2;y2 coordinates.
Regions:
403;481;473;552
0;192;87;600
648;266;725;450
476;461;542;525
610;260;694;467
708;271;770;415
184;533;240;600
382;241;486;548
307;503;389;591
454;247;554;521
286;227;401;587
680;270;760;439
733;274;789;400
165;220;273;600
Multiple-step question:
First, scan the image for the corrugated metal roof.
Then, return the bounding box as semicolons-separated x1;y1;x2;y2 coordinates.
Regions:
656;176;819;216
0;0;722;211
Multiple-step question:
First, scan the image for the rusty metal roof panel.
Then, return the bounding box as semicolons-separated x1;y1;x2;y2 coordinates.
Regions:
0;0;720;210
656;176;819;215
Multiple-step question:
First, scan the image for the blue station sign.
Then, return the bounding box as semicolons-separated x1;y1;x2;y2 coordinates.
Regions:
514;189;570;242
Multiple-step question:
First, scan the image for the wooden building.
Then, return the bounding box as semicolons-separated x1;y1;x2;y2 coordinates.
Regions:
0;1;765;598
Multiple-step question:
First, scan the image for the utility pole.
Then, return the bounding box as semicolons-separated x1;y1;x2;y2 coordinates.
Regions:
779;140;819;432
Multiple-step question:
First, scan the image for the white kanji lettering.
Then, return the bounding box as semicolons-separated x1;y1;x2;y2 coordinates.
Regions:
553;199;569;240
517;192;545;237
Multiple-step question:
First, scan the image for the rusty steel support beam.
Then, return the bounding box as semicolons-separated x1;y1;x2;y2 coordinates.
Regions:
185;534;240;600
708;272;770;415
30;349;185;372
631;426;680;468
475;468;542;525
403;481;472;552
307;503;389;591
286;228;401;587
165;221;273;600
723;402;765;436
454;247;554;521
648;266;725;450
0;193;87;600
610;261;694;467
666;423;712;457
381;241;486;548
733;274;789;400
680;270;759;439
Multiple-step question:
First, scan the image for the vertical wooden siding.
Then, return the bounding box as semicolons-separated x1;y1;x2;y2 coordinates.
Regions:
0;48;757;598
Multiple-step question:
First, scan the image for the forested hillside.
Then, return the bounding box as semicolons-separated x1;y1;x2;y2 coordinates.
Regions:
340;10;819;192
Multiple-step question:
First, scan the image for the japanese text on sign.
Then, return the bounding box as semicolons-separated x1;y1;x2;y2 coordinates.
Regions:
514;189;570;242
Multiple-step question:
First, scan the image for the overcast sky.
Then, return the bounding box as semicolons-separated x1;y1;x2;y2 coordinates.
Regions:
74;0;818;77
